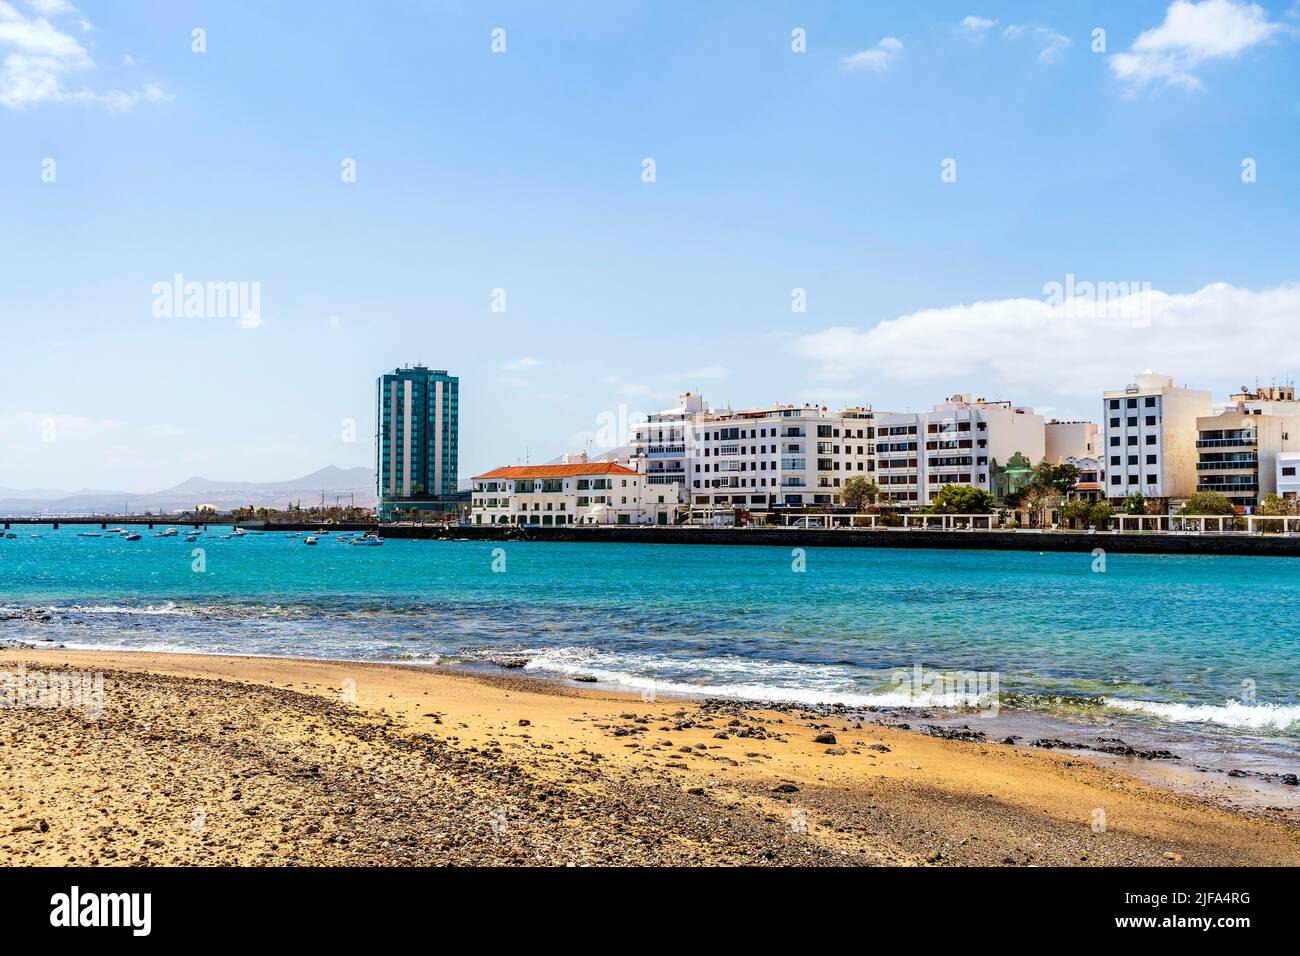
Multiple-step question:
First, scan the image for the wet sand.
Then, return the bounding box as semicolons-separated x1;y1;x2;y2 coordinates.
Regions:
1;649;1298;866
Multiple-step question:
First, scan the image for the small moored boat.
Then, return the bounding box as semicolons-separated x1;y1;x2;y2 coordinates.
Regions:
305;535;319;545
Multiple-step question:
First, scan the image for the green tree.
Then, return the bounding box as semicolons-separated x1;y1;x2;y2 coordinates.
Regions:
1179;491;1235;516
1088;501;1114;529
1257;493;1296;517
840;476;879;511
1034;460;1080;497
929;484;996;514
1120;492;1146;515
1057;499;1092;529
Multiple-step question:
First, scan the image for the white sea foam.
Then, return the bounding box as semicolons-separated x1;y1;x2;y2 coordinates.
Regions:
1103;697;1300;732
520;646;992;708
1;602;187;617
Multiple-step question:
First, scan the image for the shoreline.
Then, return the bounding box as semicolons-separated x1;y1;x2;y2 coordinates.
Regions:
3;647;1298;866
6;636;1299;812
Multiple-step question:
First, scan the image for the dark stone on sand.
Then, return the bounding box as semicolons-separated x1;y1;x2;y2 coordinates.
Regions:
770;783;799;793
813;732;837;745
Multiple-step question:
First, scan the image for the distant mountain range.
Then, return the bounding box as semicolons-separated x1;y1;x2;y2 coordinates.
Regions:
0;467;377;517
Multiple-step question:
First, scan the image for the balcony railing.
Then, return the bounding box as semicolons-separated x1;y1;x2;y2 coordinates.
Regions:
1196;459;1258;470
1197;481;1259;492
1196;438;1256;448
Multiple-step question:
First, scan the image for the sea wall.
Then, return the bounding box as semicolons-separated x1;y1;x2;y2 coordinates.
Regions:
366;524;1300;557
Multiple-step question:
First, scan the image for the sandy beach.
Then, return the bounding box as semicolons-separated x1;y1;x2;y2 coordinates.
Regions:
1;648;1297;867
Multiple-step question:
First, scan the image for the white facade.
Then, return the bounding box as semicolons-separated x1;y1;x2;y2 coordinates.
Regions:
631;393;877;510
1102;372;1211;501
875;395;1045;506
471;460;680;526
1278;451;1300;500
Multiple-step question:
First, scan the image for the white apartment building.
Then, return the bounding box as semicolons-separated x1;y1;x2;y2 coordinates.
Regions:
1102;372;1211;502
630;392;708;492
1277;451;1300;501
1196;385;1300;509
874;395;1045;506
630;393;876;510
471;459;680;526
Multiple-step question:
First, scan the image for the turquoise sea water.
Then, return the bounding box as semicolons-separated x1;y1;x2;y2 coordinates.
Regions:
3;529;1299;764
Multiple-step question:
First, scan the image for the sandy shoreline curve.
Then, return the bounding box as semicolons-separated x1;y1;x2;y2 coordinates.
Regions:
1;647;1297;866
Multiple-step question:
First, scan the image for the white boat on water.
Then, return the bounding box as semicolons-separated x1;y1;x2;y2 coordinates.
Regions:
124;532;142;541
106;527;126;534
184;534;198;542
77;532;102;537
350;535;383;547
232;528;247;537
156;528;179;538
304;535;319;545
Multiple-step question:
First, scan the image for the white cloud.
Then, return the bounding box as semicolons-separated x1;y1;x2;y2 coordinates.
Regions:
27;0;76;14
0;0;168;110
840;36;902;73
1110;0;1283;92
1000;23;1072;63
961;16;997;32
792;281;1300;401
501;356;541;372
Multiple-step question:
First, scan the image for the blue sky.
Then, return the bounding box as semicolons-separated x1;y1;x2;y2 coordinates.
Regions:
3;0;1298;492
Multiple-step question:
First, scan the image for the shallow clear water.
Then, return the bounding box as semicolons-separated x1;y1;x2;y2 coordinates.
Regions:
2;528;1298;777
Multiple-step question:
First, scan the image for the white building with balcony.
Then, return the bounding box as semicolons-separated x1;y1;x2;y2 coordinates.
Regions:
1102;372;1211;502
875;395;1045;506
471;460;680;526
1196;385;1300;508
630;393;877;510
